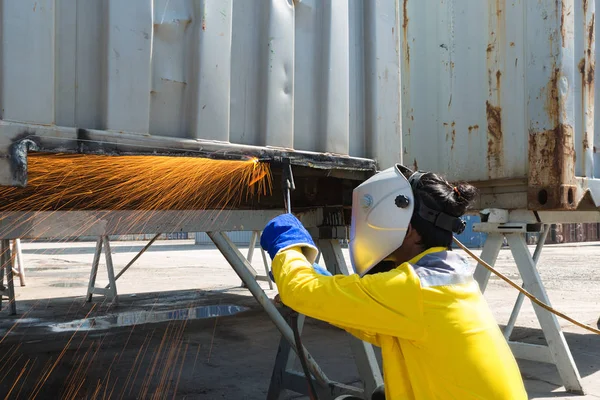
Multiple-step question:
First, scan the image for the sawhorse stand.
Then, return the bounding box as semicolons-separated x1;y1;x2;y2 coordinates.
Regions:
473;209;584;394
265;237;383;400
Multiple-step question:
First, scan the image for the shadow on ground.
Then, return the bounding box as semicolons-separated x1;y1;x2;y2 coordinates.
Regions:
0;288;362;400
501;325;600;398
0;289;597;399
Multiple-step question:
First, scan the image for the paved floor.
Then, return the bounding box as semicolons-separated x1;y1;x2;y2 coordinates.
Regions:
0;239;598;399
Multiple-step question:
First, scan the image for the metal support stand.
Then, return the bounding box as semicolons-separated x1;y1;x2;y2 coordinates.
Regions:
266;238;382;400
86;236;119;305
473;223;584;394
0;240;17;315
241;231;273;290
86;233;161;304
207;231;363;400
11;239;25;287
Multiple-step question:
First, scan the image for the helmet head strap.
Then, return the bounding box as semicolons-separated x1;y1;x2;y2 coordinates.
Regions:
402;166;466;235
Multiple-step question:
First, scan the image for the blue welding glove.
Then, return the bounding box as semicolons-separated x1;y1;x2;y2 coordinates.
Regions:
268;263;332;283
260;213;319;264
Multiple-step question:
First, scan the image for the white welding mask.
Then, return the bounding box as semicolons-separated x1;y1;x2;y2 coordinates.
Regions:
349;164;415;276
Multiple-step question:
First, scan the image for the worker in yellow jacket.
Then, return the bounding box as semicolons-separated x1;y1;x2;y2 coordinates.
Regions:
260;164;528;400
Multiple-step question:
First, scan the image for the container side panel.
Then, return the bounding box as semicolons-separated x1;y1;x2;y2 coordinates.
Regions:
348;2;366;159
293;0;325;153
75;0;106;130
229;1;268;146
595;1;600;178
400;0;442;175
263;0;295;148
1;0;55;125
185;0;232;141
321;0;350;155
150;0;192;138
55;0;77;127
402;0;527;182
497;0;527;180
292;0;350;155
573;0;595;178
105;0;153;134
364;1;402;170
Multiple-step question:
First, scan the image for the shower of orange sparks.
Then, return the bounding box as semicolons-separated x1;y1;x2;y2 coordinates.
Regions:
0;153;272;241
0;153;272;212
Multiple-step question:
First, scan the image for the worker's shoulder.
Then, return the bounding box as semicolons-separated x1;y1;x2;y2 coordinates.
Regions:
405;249;475;289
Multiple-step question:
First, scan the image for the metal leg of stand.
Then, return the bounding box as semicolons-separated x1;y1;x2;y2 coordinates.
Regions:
503;226;549;340
472;233;504;292
12;239;25;287
506;233;584;394
0;240;17;315
102;236;118;305
319;239;384;398
86;237;103;302
86;236;118;305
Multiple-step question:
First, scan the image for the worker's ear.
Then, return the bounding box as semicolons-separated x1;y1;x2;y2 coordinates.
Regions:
404;223;422;245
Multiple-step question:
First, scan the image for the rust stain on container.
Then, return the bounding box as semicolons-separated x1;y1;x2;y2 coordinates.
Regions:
468;124;480;134
528;124;576;209
403;0;410;64
560;0;567;46
543;67;562;124
486;102;503;178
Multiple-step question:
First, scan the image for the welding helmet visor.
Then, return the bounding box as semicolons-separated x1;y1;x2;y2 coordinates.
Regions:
349;164;414;276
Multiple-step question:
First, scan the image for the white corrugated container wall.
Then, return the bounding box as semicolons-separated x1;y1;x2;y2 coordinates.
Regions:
400;0;600;211
0;0;402;170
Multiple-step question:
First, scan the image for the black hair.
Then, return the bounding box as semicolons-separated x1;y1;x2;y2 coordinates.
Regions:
402;170;478;250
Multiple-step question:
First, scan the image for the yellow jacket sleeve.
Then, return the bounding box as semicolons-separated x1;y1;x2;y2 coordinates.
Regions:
334;325;381;347
272;247;426;341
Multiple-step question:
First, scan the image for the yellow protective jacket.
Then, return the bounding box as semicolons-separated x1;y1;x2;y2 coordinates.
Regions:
272;246;528;400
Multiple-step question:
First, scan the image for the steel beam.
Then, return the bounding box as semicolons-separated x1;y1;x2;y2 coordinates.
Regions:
0;209;320;240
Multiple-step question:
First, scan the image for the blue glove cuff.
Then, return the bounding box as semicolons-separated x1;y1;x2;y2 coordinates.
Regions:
277;243;319;265
260;214;319;264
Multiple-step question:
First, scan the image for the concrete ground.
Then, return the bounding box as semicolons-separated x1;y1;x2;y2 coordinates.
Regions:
0;239;598;399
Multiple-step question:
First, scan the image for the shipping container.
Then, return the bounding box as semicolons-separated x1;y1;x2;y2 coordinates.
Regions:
0;0;399;187
2;1;600;214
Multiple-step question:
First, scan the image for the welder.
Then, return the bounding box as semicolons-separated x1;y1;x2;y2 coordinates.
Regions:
260;164;528;399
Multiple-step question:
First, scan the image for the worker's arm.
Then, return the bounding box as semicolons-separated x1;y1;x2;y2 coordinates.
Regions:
333;325;381;347
272;247;425;341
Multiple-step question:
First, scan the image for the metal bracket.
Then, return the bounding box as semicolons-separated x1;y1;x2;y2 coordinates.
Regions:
240;231;273;290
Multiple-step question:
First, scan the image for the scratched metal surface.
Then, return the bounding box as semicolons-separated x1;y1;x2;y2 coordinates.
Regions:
0;0;401;172
400;0;600;210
